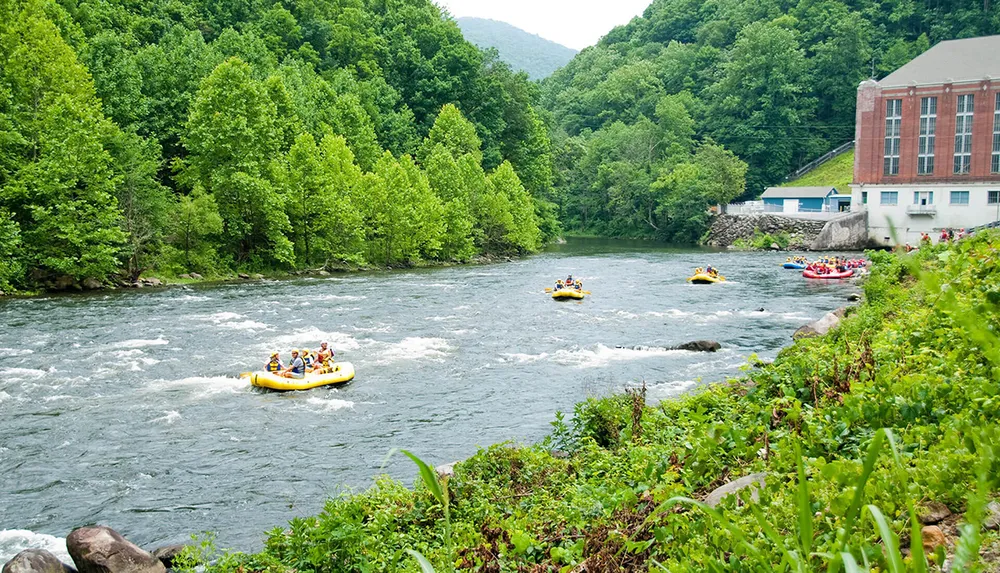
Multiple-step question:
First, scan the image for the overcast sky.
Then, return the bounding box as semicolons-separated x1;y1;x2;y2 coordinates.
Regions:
434;0;651;51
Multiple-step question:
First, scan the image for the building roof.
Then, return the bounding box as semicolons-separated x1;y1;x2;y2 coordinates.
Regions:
761;186;837;199
879;35;1000;87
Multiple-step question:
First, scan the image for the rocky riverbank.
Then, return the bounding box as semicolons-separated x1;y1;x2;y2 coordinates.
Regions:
2;526;186;573
703;214;828;250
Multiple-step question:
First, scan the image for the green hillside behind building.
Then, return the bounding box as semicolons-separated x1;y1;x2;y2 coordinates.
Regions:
781;150;855;194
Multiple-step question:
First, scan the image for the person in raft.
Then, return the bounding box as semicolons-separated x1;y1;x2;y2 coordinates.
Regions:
565;275;574;286
281;349;306;378
315;341;334;366
554;279;564;290
264;352;283;373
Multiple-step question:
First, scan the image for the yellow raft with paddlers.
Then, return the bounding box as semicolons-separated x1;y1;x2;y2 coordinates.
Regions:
247;362;355;391
552;288;585;300
687;273;726;284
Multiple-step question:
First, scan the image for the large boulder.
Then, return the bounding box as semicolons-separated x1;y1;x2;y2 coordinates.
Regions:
985;501;1000;531
704;472;767;508
66;527;165;573
188;273;202;280
918;501;952;525
676;340;722;352
3;550;76;573
81;278;102;290
793;307;847;340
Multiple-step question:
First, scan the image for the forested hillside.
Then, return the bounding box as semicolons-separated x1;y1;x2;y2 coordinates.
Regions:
0;0;557;291
540;0;1000;241
456;17;577;80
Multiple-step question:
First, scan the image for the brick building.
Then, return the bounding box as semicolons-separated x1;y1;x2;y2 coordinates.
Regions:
851;35;1000;245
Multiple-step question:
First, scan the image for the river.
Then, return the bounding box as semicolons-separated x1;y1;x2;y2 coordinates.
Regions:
0;240;859;560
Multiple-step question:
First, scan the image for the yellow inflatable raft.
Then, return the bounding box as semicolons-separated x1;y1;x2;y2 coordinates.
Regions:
552;289;585;300
687;273;725;284
248;362;355;391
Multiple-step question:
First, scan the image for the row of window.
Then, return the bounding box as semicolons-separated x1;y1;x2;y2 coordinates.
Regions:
883;93;1000;175
862;189;1000;205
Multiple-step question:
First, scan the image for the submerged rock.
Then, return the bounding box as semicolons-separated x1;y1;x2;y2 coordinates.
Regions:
704;472;766;508
66;526;165;573
2;549;76;573
675;340;722;352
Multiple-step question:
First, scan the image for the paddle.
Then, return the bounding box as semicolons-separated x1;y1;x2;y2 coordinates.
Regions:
545;288;591;294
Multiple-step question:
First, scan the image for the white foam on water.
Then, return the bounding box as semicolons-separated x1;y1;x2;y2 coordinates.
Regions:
453;305;472;310
450;329;475;336
304;396;355;411
0;367;50;380
647;380;699;402
0;530;71;565
646;309;694;318
415;282;454;289
424;315;458;322
42;395;73;402
197;311;244;322
153;410;181;424
153;375;247;396
500;352;549;364
0;391;10;403
313;294;366;301
220;320;269;330
112;338;168;349
175;294;212;302
0;347;34;356
552;344;685;368
110;349;145;358
375;337;451;363
270;328;362;350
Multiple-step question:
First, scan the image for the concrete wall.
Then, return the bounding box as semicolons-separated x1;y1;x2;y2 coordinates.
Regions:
810;211;869;250
703;214;829;248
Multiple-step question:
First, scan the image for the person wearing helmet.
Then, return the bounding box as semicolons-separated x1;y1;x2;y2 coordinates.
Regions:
264;352;283;373
301;350;314;370
281;349;305;378
315;342;334;366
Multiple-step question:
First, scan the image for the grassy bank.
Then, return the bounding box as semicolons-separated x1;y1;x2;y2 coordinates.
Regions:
184;233;1000;571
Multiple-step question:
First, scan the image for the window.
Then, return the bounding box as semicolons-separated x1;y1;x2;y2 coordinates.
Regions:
989;190;1000;205
913;191;933;205
862;191;868;204
884;99;901;175
993;94;1000;173
950;190;970;205
880;191;898;205
954;94;974;174
918;97;936;175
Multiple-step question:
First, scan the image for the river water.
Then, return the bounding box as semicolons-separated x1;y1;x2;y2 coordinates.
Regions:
0;240;859;560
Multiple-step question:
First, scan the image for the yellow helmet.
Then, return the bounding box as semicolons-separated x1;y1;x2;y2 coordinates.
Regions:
270;351;279;358
291;348;300;354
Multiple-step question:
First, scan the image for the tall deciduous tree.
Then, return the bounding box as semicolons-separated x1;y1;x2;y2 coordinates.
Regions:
180;56;292;266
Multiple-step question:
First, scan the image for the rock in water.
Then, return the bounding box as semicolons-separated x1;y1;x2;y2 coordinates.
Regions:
704;473;766;508
676;340;722;352
66;526;165;573
149;546;187;569
3;549;76;573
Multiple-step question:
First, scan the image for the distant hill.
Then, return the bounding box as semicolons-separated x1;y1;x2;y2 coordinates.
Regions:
456;17;577;80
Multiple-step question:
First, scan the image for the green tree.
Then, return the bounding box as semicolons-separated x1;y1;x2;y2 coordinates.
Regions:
0;209;24;290
424;144;475;260
180;56;292;267
165;188;223;274
419;103;483;165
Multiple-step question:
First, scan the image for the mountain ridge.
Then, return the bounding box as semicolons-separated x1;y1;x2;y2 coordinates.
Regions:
456;17;577;80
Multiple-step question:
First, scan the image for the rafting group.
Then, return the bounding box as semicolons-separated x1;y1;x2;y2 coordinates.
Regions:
550;275;586;299
245;341;356;391
687;266;725;284
787;256;868;279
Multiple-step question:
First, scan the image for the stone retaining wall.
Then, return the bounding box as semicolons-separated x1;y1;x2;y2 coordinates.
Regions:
703;214;829;249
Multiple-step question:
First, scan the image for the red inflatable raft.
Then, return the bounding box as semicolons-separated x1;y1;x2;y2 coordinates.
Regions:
802;268;854;279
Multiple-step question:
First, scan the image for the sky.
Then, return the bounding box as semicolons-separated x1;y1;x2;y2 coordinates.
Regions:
433;0;651;51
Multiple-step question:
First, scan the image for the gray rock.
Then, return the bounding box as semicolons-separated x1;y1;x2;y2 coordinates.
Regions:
237;273;250;279
177;274;191;280
770;242;780;250
704;472;767;508
82;278;102;290
318;270;330;276
918;501;952;525
793;308;846;339
847;293;862;302
149;546;187;569
985;501;1000;531
549;450;570;459
141;278;162;287
676;340;722;352
3;549;76;573
52;276;75;290
189;273;203;280
66;526;165;573
252;274;264;280
435;462;457;478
